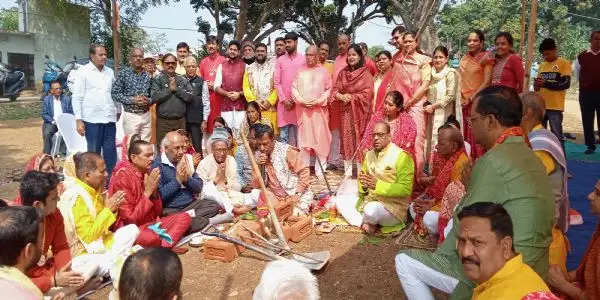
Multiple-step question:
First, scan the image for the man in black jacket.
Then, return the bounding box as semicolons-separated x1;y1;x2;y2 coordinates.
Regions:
183;56;210;153
151;53;193;145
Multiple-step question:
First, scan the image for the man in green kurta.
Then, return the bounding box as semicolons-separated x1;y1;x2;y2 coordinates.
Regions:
395;86;554;300
336;121;414;234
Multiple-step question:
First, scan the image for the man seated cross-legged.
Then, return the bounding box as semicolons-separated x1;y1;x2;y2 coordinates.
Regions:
108;139;192;251
337;121;415;233
58;152;140;281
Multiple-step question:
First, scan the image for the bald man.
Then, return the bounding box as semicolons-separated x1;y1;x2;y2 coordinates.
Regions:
292;46;332;178
153;131;220;232
112;47;152;141
409;124;469;237
521;92;570;273
184;56;210;153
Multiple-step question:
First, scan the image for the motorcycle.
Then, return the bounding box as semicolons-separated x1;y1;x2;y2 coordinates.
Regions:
41;55;69;99
0;62;25;101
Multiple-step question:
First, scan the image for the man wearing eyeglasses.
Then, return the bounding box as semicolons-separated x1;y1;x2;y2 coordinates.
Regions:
41;80;73;155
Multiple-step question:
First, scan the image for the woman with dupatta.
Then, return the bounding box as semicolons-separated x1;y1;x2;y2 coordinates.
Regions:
459;30;491;160
424;46;462;165
12;153;60;205
330;44;374;178
395;32;432;177
488;32;525;93
548;180;600;299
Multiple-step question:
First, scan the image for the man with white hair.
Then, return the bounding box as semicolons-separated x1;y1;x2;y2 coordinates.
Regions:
253;260;320;300
183;56;210;153
153;131;220;233
196;128;260;219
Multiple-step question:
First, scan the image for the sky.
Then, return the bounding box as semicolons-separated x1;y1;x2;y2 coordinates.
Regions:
1;1;398;54
139;1;398;55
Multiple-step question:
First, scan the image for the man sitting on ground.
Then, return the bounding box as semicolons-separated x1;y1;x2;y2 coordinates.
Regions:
20;171;101;296
0;206;46;299
235;124;259;192
119;247;183;300
153;131;220;232
251;123;313;216
58;152;140;278
410;124;469;237
197;128;260;219
108;139;192;250
337;121;414;233
521;92;570;273
456;202;558;299
395;86;554;300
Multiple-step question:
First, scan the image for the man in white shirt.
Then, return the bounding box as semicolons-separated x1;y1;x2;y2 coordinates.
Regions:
41;80;73;154
72;44;119;176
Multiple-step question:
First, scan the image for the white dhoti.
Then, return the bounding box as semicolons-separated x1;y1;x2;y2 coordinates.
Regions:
334;179;401;227
409;203;440;236
395;253;459;300
202;181;260;216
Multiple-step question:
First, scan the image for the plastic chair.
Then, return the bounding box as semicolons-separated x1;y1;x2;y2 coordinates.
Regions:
56;113;87;155
50;132;62;157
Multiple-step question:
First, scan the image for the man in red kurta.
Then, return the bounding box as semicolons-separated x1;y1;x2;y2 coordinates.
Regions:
108;139;191;249
215;40;247;143
199;35;227;133
20;171;101;295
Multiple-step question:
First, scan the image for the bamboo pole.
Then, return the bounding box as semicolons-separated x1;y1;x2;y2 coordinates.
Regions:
111;0;121;72
519;0;527;57
240;132;290;250
524;0;538;90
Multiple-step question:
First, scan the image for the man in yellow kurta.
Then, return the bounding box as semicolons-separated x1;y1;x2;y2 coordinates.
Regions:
58;152;139;279
336;121;414;234
521;92;570;274
456;202;557;300
243;43;278;135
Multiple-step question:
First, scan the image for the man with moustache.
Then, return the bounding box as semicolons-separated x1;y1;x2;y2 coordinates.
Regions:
108;139;192;250
199;35;227;133
112;48;152;141
242;41;256;65
151;53;193;146
244;43;278;135
318;41;334;75
274;37;286;58
215;40;247;143
274;32;305;146
175;42;190;75
456;203;558;299
183;56;210;153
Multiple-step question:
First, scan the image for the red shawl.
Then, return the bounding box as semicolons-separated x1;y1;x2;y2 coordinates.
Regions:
330;66;374;157
575;223;600;299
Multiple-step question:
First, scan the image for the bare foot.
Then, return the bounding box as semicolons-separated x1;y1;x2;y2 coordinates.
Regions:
361;222;377;235
76;276;103;295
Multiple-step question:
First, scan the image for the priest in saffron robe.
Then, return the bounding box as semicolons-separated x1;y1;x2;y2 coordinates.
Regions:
199;35;227;133
108;139;192;249
291;45;332;179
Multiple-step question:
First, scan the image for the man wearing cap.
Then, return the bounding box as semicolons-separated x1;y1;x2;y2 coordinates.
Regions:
112;48;152;141
196;128;259;218
143;54;160;78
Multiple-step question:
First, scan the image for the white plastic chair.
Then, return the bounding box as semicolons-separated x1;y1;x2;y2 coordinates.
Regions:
56;113;87;155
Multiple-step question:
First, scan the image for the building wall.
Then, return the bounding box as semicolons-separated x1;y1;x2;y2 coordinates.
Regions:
0;0;90;91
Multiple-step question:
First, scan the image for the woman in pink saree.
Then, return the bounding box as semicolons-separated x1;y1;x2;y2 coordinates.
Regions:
361;50;417;157
330;44;374;177
395;32;432;177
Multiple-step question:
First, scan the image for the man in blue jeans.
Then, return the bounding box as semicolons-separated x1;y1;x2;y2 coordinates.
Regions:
72;44;119;176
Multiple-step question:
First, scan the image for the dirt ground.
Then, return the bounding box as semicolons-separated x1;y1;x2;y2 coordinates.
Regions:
0;90;589;299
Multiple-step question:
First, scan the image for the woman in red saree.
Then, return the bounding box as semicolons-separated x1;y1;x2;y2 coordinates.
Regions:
548;179;600;299
12;153;59;205
489;32;525;93
459;30;491;160
330;44;374;177
395;32;432;178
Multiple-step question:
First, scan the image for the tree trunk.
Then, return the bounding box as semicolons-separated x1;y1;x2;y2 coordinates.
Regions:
519;0;527;57
234;0;248;40
524;0;537;90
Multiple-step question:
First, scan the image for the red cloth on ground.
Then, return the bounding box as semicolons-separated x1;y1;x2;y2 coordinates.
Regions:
108;160;191;247
26;211;71;292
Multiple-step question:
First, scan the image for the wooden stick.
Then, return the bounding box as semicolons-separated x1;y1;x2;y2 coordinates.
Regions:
524;0;538;90
240;131;291;250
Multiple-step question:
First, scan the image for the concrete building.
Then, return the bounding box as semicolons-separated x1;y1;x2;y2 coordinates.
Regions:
0;0;90;90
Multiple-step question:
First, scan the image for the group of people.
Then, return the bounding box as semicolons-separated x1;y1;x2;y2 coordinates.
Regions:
7;24;600;300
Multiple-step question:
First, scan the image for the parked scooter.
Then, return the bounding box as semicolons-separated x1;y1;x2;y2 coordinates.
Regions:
41;55;68;99
0;62;25;101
